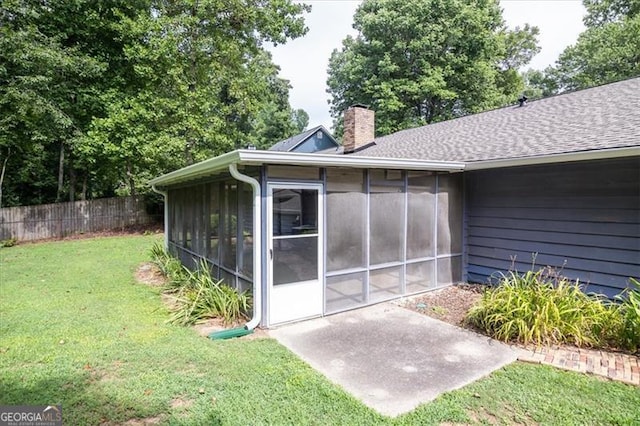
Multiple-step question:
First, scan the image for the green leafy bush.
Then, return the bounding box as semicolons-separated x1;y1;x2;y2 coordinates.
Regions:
0;238;17;248
615;278;640;352
149;244;251;325
466;268;621;347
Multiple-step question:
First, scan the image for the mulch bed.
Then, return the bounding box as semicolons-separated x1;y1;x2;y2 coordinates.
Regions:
401;284;486;327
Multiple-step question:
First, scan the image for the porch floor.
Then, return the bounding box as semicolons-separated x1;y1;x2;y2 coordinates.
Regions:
268;302;520;417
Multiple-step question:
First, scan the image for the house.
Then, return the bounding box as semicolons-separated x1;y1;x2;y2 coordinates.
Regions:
268;125;339;153
150;77;640;329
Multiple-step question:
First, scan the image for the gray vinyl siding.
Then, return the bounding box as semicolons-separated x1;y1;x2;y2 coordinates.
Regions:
464;157;640;297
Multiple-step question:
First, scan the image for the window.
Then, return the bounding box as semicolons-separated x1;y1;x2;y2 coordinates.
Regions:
271;188;319;285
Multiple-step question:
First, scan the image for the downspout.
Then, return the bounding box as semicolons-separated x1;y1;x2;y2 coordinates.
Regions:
227;163;262;331
151;184;169;249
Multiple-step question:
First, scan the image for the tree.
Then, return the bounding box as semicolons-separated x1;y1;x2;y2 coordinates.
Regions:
246;51;310;149
85;0;310;194
520;69;559;100
552;16;639;92
583;0;639;27
0;0;150;206
0;2;109;205
0;0;308;205
326;0;540;136
292;109;309;133
541;0;639;93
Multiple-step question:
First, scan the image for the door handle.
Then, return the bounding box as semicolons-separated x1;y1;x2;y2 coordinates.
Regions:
270;249;273;260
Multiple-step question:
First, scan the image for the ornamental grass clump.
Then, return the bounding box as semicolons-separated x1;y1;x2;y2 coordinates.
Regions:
150;242;188;291
466;268;621;348
150;244;251;326
615;278;640;352
168;259;251;326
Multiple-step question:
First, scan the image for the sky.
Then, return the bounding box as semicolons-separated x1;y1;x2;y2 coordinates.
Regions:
268;0;587;131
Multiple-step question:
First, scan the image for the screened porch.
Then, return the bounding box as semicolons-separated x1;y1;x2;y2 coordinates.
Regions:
162;163;463;326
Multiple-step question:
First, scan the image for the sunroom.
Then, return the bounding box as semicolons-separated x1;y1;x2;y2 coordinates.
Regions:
150;150;465;328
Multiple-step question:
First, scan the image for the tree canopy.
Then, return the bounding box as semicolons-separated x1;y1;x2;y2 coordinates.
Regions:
526;0;640;96
0;0;308;206
326;0;540;136
583;0;639;27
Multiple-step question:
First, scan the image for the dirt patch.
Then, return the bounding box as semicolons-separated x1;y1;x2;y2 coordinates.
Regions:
135;262;167;287
121;416;164;425
400;284;486;327
100;360;126;383
160;293;180;311
236;326;269;340
170;397;194;410
193;318;236;337
467;407;503;425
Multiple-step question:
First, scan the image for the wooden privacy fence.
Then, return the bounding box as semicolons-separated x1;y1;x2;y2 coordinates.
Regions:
0;196;161;241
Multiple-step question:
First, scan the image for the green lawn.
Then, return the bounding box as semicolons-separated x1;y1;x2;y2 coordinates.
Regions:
1;236;638;425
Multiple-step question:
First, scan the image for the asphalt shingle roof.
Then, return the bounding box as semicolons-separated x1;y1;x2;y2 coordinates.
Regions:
354;77;640;162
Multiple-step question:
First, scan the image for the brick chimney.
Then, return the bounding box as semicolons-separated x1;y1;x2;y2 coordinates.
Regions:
343;105;374;153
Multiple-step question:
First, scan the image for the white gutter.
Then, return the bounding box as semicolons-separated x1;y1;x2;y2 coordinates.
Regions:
149;150;241;187
236;150;465;171
465;146;640;170
228;163;262;331
150;184;169;249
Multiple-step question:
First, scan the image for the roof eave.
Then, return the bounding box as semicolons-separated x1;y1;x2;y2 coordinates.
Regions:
149;150;241;187
149;149;465;188
236;150;465;171
465;146;640;171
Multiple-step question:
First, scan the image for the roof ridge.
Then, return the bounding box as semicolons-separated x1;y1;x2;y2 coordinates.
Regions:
357;76;640;162
375;76;640;141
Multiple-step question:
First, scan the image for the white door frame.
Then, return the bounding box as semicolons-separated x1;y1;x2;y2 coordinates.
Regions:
266;182;324;326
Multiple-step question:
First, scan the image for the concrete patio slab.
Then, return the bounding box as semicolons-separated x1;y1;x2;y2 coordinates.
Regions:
269;303;522;417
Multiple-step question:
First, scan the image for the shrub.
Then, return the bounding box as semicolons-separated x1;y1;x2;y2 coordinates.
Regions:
149;244;251;326
0;238;17;248
149;242;188;291
466;268;621;347
168;260;251;326
615;278;640;352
